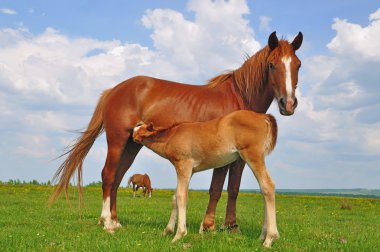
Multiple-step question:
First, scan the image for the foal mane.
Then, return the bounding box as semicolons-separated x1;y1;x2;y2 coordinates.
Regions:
206;40;293;107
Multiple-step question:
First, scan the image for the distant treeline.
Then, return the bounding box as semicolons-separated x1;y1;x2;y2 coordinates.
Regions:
1;180;379;198
240;189;380;198
1;179;52;186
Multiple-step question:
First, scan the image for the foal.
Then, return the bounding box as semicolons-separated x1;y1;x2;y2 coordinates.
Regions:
133;110;279;248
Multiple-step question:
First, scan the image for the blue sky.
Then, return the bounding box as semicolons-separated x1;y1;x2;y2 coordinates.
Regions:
1;0;379;189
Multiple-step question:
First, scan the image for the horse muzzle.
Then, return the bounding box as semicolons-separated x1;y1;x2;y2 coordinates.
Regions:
278;96;298;116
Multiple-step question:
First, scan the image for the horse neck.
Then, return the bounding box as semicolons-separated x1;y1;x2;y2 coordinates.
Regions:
232;46;274;112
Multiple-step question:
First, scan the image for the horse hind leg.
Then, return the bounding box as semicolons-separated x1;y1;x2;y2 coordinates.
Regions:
109;138;142;229
99;134;142;232
99;138;126;231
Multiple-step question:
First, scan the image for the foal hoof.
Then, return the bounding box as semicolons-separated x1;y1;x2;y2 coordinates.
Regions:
163;228;174;236
262;232;279;248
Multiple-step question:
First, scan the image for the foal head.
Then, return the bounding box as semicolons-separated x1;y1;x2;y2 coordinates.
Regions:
132;122;156;143
267;31;303;115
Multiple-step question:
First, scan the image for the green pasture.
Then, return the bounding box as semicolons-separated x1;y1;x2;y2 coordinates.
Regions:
0;184;379;251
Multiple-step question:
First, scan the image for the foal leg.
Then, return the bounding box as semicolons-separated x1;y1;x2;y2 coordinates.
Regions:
172;162;192;243
245;156;279;248
163;195;177;236
199;165;229;233
224;159;245;232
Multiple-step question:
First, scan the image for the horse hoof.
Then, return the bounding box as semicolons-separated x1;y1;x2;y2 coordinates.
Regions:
199;221;215;234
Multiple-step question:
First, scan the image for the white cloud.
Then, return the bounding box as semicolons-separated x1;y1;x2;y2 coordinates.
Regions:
259;16;272;32
0;8;16;15
142;0;260;81
327;8;380;62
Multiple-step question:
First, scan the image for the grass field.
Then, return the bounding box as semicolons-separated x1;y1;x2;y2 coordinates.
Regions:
1;184;379;251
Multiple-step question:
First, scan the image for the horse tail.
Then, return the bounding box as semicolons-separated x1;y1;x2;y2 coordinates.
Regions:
49;88;112;206
127;176;133;187
264;114;278;155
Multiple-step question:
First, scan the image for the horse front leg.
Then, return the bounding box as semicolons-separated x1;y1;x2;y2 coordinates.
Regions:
224;159;245;232
199;166;228;233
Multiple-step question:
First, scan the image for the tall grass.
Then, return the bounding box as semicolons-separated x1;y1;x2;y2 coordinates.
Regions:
0;184;379;251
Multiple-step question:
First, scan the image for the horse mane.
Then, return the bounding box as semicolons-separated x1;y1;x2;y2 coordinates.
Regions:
206;40;293;107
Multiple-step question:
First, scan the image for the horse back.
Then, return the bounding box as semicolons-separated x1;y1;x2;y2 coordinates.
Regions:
104;75;245;130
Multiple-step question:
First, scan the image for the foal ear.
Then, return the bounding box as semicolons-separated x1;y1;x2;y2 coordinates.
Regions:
147;122;154;131
268;31;278;50
291;32;303;51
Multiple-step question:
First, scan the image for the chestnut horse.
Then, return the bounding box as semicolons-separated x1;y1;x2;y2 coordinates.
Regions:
128;173;152;198
50;31;303;232
132;110;278;247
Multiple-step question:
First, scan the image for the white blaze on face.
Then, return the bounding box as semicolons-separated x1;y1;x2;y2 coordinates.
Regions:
281;56;292;97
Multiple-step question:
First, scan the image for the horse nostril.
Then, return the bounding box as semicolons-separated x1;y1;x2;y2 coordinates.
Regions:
293;97;298;108
279;97;286;108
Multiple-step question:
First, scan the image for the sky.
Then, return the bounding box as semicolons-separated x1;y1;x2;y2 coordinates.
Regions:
0;0;379;190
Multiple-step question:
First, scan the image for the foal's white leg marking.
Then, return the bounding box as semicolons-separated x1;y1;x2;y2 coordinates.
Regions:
172;164;192;243
163;195;177;236
244;157;279;248
282;56;292;97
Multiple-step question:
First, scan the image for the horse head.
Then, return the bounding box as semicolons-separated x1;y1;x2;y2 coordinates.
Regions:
267;31;303;116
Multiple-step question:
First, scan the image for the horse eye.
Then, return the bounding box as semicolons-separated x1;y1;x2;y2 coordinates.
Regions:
269;63;275;70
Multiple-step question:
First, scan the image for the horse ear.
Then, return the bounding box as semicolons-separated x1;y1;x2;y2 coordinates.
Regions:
291;32;303;51
147;122;154;131
268;31;278;50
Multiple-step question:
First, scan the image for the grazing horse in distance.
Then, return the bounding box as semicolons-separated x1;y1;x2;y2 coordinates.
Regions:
128;173;152;198
50;31;303;233
133;110;278;247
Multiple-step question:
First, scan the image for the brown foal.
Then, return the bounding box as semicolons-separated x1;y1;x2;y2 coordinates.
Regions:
133;110;278;248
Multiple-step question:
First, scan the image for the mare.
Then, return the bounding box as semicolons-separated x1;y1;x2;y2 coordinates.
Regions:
127;173;152;198
50;31;303;232
132;110;278;247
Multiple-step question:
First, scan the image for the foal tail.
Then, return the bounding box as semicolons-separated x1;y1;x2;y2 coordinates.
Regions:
49;88;112;206
264;114;278;155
